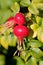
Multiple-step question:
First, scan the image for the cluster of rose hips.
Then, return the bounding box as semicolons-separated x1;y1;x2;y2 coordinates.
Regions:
3;12;30;55
7;12;30;41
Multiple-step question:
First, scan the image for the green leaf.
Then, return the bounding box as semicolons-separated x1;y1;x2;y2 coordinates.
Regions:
11;56;25;65
37;26;43;43
11;0;21;2
30;23;39;38
0;0;7;8
0;33;17;49
31;3;43;11
28;4;39;15
20;0;30;7
36;16;42;25
39;61;43;65
5;0;13;7
4;32;17;47
8;34;17;47
30;23;39;31
0;0;20;9
37;3;43;10
4;28;13;35
0;0;14;8
31;48;43;59
26;57;37;65
32;0;43;3
0;54;5;65
0;9;12;24
20;50;31;61
29;39;42;48
41;18;43;26
0;35;9;49
11;2;20;15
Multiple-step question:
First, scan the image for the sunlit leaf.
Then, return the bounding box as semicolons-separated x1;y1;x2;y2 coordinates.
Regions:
37;26;43;43
39;61;43;65
32;0;43;3
0;25;6;34
0;34;17;49
37;3;43;10
32;2;43;11
20;50;31;61
0;0;8;8
8;34;17;47
29;39;42;48
0;0;14;8
11;0;21;2
36;16;42;25
31;48;43;59
0;9;12;24
20;0;30;7
0;35;9;49
28;4;39;15
4;28;13;35
41;18;43;26
11;2;20;15
30;23;39;31
30;23;39;38
0;54;5;65
26;57;37;65
11;56;25;65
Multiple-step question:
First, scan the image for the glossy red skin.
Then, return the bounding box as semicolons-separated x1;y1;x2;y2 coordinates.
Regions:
14;13;25;25
13;25;30;41
7;17;14;21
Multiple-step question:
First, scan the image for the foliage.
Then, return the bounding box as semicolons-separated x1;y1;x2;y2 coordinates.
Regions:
0;0;43;65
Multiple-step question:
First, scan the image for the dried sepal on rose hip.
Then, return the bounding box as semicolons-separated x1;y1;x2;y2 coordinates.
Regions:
3;17;14;29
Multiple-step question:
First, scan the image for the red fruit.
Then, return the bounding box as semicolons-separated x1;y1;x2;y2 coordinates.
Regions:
7;17;14;21
14;13;25;25
13;25;30;41
5;17;15;28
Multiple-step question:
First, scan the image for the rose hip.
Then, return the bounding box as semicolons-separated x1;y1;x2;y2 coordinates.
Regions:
14;13;25;25
13;25;30;41
7;17;14;21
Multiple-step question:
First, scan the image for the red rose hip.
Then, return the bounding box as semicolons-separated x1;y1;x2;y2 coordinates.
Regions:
5;17;15;28
13;25;30;41
14;13;25;25
7;17;14;21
